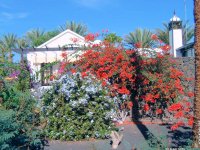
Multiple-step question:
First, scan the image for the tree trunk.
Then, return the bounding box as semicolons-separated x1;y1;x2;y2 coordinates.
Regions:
193;0;200;148
8;50;13;62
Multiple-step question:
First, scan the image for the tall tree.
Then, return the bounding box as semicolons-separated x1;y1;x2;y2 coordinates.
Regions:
25;29;59;47
155;23;169;44
193;0;200;148
17;38;28;49
0;42;7;63
16;38;29;62
25;29;45;47
0;34;17;62
182;21;194;44
125;28;153;48
59;21;88;36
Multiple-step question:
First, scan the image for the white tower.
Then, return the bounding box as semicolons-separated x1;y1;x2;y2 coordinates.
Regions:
169;12;183;57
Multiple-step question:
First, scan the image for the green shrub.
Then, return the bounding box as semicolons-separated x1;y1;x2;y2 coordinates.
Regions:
42;72;117;141
0;77;44;149
0;109;19;150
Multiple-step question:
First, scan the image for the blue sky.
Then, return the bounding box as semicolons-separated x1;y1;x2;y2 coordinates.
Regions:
0;0;194;38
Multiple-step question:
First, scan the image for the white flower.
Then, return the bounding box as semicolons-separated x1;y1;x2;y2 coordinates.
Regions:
79;98;88;105
70;101;78;107
52;102;56;108
63;130;67;134
87;111;93;117
122;94;127;100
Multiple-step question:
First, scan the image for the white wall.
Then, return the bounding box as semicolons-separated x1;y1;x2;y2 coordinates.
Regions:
27;50;83;82
38;30;86;48
169;29;183;57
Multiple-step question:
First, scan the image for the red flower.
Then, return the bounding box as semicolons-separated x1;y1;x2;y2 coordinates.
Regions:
170;121;184;131
130;58;135;62
161;45;171;52
171;124;179;131
135;42;142;48
116;54;124;62
128;101;133;109
143;79;149;85
144;104;150;111
85;33;97;42
102;81;107;86
144;93;154;103
118;87;130;95
61;52;67;58
151;34;158;40
101;72;108;79
168;103;183;112
71;69;76;74
81;72;87;78
187;92;194;98
156;109;163;114
50;75;55;81
188;117;194;126
157;52;164;58
174;111;184;118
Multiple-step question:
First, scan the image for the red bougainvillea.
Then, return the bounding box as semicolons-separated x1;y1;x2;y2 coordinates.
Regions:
56;32;193;130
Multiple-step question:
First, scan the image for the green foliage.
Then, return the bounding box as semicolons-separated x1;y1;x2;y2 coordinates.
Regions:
0;66;43;149
125;28;154;48
0;60;31;91
25;29;59;47
156;23;169;44
0;109;19;150
0;33;17;62
0;82;43;149
59;21;88;36
42;72;117;141
103;33;122;43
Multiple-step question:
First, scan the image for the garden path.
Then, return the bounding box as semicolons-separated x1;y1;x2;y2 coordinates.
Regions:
44;122;192;150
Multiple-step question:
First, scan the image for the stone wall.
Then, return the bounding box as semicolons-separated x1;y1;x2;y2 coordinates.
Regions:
174;57;195;92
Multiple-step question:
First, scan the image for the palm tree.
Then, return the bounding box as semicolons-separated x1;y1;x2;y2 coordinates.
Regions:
182;21;194;44
193;0;200;148
156;22;194;44
59;21;88;36
125;28;154;48
25;29;45;47
25;29;60;47
155;23;169;44
0;42;7;63
17;38;28;49
0;33;17;62
16;38;29;62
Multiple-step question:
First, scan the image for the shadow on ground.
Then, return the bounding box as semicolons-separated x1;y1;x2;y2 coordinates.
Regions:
161;124;193;148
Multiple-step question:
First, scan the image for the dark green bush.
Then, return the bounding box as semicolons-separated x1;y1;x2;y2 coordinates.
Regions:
0;67;43;149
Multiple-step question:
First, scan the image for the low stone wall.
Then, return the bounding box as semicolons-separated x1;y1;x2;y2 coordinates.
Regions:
174;57;195;92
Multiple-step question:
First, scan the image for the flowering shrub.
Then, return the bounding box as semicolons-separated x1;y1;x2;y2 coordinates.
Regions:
42;72;118;140
53;32;193;131
134;39;193;130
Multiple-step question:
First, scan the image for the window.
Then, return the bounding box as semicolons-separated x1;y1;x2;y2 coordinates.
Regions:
41;63;53;86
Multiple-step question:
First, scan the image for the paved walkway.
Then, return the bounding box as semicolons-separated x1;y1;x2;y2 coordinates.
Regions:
44;121;192;150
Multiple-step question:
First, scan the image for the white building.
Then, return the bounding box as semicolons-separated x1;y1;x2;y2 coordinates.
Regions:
14;29;98;85
169;13;183;57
